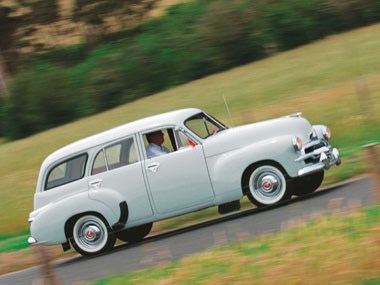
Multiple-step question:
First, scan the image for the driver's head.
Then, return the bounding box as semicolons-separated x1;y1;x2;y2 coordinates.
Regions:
147;131;164;146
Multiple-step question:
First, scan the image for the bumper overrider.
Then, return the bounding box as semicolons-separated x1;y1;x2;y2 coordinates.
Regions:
296;139;341;176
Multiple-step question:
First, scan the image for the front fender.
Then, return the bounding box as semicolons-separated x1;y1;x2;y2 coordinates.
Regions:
207;135;300;196
30;192;118;245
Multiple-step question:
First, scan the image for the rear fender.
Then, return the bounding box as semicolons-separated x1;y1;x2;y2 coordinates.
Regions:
30;192;120;245
88;187;126;220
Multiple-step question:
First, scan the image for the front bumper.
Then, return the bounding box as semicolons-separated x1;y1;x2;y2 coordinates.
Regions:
296;140;341;176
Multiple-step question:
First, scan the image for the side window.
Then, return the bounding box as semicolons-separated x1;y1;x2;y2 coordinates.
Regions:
175;130;197;149
129;143;138;164
92;150;107;175
106;144;122;170
144;128;197;159
91;137;138;175
45;154;87;190
144;128;173;159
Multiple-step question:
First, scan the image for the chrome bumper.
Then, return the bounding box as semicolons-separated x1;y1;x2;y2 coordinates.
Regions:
296;145;341;176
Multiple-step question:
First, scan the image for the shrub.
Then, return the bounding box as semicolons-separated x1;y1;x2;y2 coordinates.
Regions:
3;64;76;139
4;0;380;140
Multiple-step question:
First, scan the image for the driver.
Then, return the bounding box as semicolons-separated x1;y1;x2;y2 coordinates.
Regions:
146;130;170;158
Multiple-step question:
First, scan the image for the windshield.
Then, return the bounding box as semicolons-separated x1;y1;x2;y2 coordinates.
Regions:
185;113;227;139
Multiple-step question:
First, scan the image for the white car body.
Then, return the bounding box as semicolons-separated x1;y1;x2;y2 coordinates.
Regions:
28;108;340;256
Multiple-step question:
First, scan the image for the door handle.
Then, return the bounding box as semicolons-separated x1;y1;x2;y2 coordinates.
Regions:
146;162;160;173
89;179;102;189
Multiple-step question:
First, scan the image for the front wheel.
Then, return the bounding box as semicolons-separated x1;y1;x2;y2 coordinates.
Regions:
70;215;116;256
247;165;291;207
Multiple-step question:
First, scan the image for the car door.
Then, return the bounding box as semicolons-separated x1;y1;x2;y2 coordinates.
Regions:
89;136;153;222
142;128;215;214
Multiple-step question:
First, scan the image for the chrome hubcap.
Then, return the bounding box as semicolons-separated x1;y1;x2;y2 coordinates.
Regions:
249;166;287;205
261;175;278;192
84;225;101;242
73;216;108;253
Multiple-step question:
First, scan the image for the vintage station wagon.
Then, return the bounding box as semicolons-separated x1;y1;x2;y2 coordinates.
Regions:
28;108;341;256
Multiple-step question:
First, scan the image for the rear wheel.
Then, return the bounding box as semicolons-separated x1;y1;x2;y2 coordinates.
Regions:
247;165;291;207
117;222;153;243
70;215;116;256
291;171;324;196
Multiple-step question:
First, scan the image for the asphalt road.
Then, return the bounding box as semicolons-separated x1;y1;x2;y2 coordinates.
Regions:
0;176;375;285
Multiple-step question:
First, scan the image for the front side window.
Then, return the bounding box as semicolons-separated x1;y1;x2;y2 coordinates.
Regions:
144;128;198;159
174;129;197;149
92;137;138;175
144;128;172;159
45;154;87;190
185;113;227;139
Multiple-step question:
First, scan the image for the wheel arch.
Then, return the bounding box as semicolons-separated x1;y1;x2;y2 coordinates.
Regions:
64;211;110;241
64;200;129;241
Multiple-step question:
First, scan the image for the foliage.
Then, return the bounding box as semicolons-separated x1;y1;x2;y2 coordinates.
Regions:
1;0;380;139
72;0;158;50
2;64;76;139
0;0;59;54
0;3;20;52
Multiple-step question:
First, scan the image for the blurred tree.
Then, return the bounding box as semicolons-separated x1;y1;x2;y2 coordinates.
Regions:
0;2;22;96
0;0;60;79
197;0;265;70
0;3;19;53
1;0;159;60
2;64;76;139
72;0;159;49
2;0;380;140
264;0;320;50
0;52;10;97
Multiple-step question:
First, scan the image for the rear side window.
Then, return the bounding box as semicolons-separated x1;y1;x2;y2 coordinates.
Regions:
45;154;87;190
91;137;138;175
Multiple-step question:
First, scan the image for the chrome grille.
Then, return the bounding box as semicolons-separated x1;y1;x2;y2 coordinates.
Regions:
304;140;328;163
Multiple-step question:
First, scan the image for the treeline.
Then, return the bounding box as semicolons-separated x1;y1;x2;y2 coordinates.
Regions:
1;0;380;140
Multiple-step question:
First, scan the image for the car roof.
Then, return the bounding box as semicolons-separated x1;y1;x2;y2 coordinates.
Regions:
42;108;202;168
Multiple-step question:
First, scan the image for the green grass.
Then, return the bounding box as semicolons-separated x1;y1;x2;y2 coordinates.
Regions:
93;206;380;285
1;23;380;238
0;230;30;253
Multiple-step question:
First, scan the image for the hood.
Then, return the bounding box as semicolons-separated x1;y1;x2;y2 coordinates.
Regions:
202;115;313;157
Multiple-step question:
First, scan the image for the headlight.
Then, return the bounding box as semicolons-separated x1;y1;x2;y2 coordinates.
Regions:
292;136;303;151
322;126;332;140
